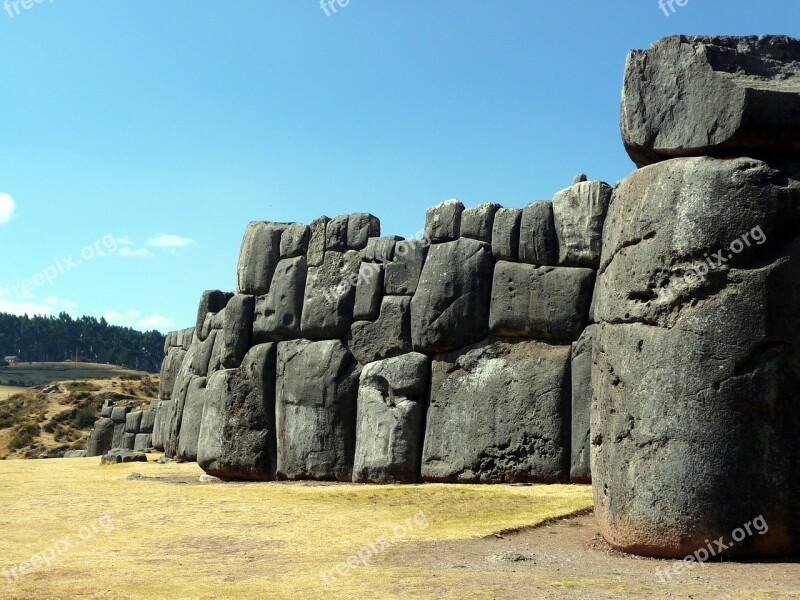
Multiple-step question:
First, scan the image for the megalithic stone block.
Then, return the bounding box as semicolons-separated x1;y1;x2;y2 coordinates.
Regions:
125;411;143;434
570;325;596;484
347;213;380;250
461;202;501;243
253;256;307;343
276;339;360;481
353;352;429;484
280;222;311;258
425;199;464;243
325;215;349;251
236;221;287;295
221;294;255;369
300;250;361;340
195;290;232;340
152;399;175;452
158;347;186;401
518;201;558;266
352;262;384;322
177;377;207;462
86;418;115;457
139;407;156;434
383;239;428;296
349;296;412;365
552;180;613;268
192;330;218;377
307;216;330;267
491;207;522;261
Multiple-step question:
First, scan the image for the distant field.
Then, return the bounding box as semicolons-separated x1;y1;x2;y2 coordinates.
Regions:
0;362;141;390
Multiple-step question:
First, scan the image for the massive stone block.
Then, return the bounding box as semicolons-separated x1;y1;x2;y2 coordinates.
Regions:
280;222;311;258
592;156;800;558
489;262;594;341
622;35;800;167
425;199;464;243
347;213;380;250
86;418;115;457
134;434;153;452
461;202;501;243
275;339;360;481
158;347;186;400
197;344;278;480
300;250;361;339
325;215;349;251
121;433;136;451
125;411;142;434
110;406;130;424
411;238;494;353
307;216;329;267
421;339;571;483
353;353;429;483
165;344;201;458
140;407;156;434
221;294;255;369
491;207;522;261
195;290;231;340
552;180;613;268
236;221;286;295
349;296;412;365
352;263;383;321
152;400;175;453
177;377;207;462
570;325;595;484
518;201;558;266
253;256;307;342
192;330;218;377
383;239;428;295
364;236;401;263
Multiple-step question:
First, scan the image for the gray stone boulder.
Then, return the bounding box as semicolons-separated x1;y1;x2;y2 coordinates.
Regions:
139;407;156;434
300;250;361;339
197;344;278;481
489;262;595;342
349;296;412;365
152;399;175;452
275;339;360;481
195;290;231;340
101;450;147;465
325;215;349;251
86;418;115;457
177;377;207;462
364;236;402;263
121;433;136;451
280;222;311;258
425;199;464;242
252;256;307;343
461;203;501;243
236;221;286;295
63;450;87;458
179;327;195;351
110;406;130;424
165;345;201;458
592;156;800;558
518;201;557;266
353;353;429;483
112;422;126;450
411;238;494;353
158;347;186;400
133;434;153;452
421;339;571;483
347;213;380;250
552;180;613;268
352;263;383;321
221;294;255;369
125;411;143;434
383;239;428;295
192;330;218;377
621;35;800;167
307;216;329;267
491;207;522;261
570;325;595;484
100;400;114;418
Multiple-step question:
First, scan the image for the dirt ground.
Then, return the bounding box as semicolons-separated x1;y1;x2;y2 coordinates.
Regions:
386;513;800;599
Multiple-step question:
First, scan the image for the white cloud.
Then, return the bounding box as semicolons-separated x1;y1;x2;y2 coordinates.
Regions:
147;234;194;248
103;309;174;331
0;193;15;224
0;296;77;317
138;314;174;329
118;247;154;258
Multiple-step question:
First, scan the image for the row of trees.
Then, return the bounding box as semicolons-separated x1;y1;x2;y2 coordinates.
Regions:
0;312;165;372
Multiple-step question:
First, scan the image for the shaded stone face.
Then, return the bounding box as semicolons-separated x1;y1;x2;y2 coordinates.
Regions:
383;239;428;296
491;208;522;262
421;339;571;484
592;156;800;558
177;377;208;462
158;347;186;400
348;295;412;365
307;216;330;267
280;222;311;259
346;213;380;250
461;202;501;243
518;201;558;266
252;256;307;343
86;418;115;457
275;339;360;481
552;180;613;268
425;199;464;243
569;325;596;484
236;222;287;296
300;250;361;340
622;35;800;167
221;294;255;369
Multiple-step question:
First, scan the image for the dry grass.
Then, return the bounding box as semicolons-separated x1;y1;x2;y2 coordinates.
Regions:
0;458;593;599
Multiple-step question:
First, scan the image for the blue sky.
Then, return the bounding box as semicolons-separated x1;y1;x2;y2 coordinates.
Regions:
0;1;797;333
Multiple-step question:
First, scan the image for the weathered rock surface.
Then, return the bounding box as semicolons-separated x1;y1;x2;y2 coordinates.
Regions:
461;202;501;243
197;344;277;480
552;180;613;268
383;239;428;295
236;221;286;295
280;222;311;258
86;418;115;457
425;199;464;243
275;339;360;481
347;213;380;250
221;294;255;369
307;216;329;267
121;433;136;451
110;406;130;424
353;353;429;483
411;238;493;353
364;236;401;263
134;434;153;452
252;256;307;342
125;411;142;434
349;296;412;364
352;263;383;321
489;262;595;341
177;377;208;462
421;339;571;483
63;450;87;458
593;156;800;558
570;325;595;484
621;35;800;167
152;399;175;452
101;450;148;465
140;407;156;434
491;207;522;261
195;290;231;339
518;201;558;266
158;347;186;401
192;330;218;377
300;250;361;339
325;215;349;251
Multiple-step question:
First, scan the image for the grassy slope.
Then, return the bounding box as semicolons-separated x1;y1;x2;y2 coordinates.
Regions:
0;458;594;600
0;363;158;459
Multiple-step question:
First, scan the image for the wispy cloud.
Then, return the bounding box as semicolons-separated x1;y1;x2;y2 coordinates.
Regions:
103;309;174;331
147;234;194;248
118;247;154;258
0;295;77;317
0;193;15;225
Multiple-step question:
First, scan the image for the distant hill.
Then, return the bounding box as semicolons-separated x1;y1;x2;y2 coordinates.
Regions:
0;312;165;373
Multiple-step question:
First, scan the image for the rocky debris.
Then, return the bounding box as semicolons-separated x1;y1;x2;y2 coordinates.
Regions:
425;199;464;243
300;250;361;339
461;202;501;243
280;222;311;258
421;339;571;483
491;207;522;261
383;239;428;295
621;35;800;167
347;213;381;250
552;180;613;268
353;353;429;483
101;450;148;465
63;450;87;458
518;201;558;266
198;344;278;481
349;296;412;365
570;325;595;484
352;263;384;321
236;221;286;295
489;262;594;342
221;294;255;369
275;339;360;481
252;256;307;342
307;216;329;267
411;238;493;353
